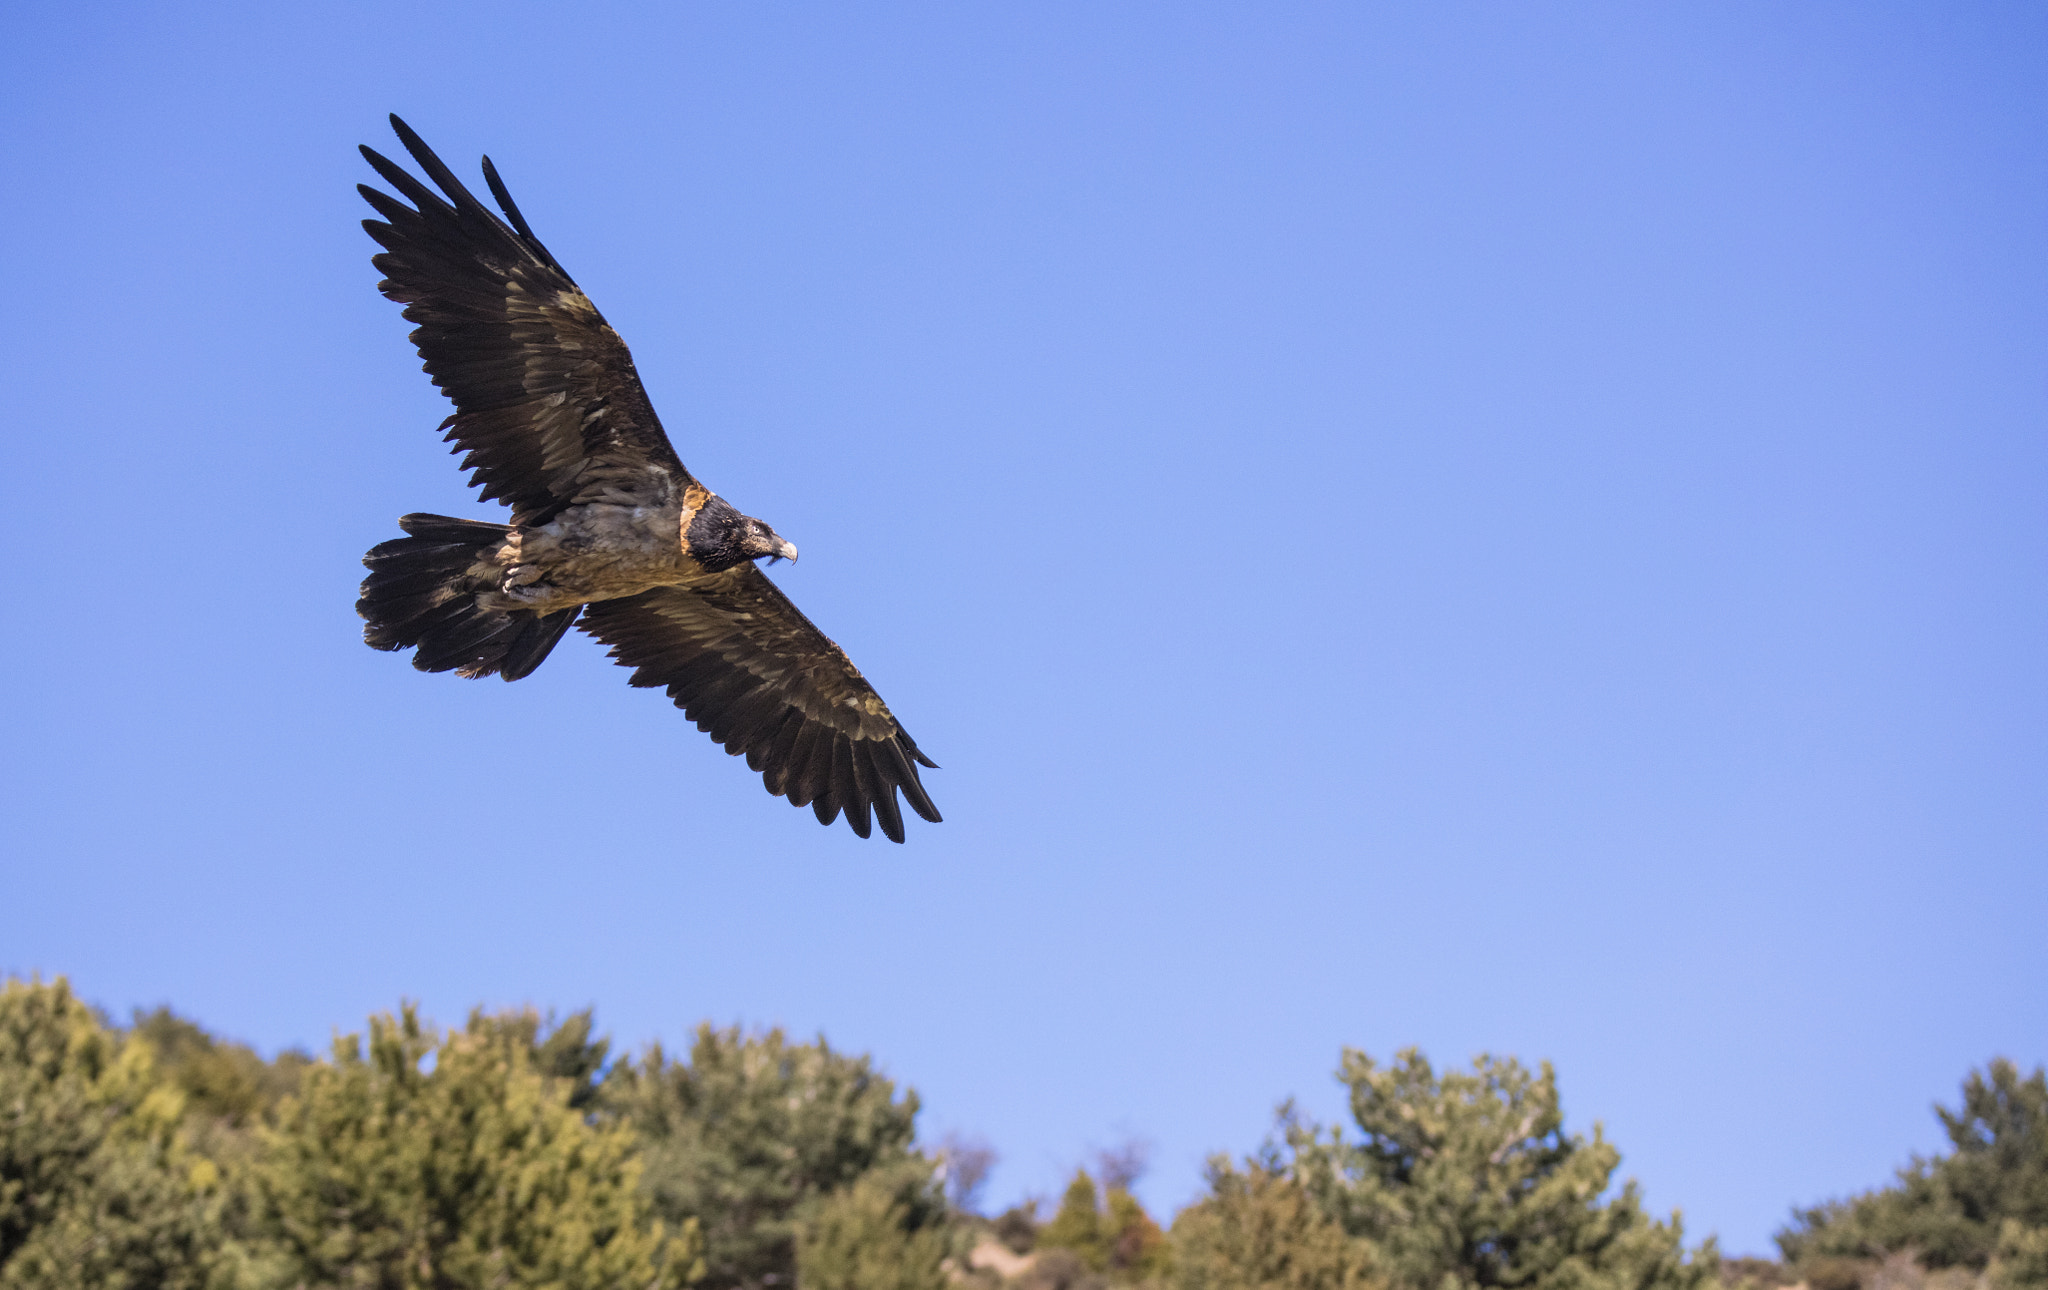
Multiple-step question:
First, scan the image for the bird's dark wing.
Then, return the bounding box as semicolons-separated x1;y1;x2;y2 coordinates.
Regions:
578;571;942;842
358;114;689;525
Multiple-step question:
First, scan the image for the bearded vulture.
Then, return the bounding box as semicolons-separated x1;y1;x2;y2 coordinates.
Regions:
354;115;941;842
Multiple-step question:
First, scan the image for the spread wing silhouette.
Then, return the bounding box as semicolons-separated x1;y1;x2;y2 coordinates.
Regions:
357;115;941;840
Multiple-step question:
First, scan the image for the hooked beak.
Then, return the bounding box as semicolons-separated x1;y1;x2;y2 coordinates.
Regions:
768;538;799;565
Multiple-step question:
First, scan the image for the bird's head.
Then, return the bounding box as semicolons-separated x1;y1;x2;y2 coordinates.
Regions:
686;495;799;572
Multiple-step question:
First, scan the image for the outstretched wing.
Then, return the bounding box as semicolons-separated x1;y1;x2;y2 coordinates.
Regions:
578;571;943;843
358;114;689;525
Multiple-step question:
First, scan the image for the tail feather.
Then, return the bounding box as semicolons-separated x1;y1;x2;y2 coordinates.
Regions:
501;606;580;681
357;513;578;680
395;512;512;542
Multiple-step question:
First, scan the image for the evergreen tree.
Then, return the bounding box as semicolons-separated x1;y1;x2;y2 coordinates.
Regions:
1042;1171;1113;1271
1778;1058;2048;1278
796;1171;955;1290
1106;1188;1170;1282
1038;1168;1170;1284
129;1007;309;1128
0;977;221;1289
1171;1163;1376;1290
466;1006;611;1112
251;1003;698;1289
1994;1220;2048;1290
1283;1048;1714;1290
600;1024;942;1290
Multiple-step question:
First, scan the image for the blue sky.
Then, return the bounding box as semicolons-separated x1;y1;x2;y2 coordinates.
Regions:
2;1;2043;1255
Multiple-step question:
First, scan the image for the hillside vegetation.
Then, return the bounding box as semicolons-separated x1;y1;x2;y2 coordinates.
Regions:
0;976;2038;1290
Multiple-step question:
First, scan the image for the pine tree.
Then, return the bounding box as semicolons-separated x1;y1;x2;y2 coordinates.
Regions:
600;1024;943;1290
0;977;221;1289
1039;1168;1171;1284
1042;1171;1112;1270
1779;1058;2048;1278
129;1007;310;1128
1106;1187;1170;1281
1282;1048;1714;1290
250;1003;699;1289
1994;1221;2048;1290
797;1171;956;1290
1172;1163;1376;1290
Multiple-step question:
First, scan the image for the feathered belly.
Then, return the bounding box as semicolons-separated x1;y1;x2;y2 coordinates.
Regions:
474;502;699;614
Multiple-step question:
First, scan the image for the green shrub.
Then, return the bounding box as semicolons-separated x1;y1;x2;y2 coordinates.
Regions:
250;1004;698;1289
797;1170;956;1290
0;977;221;1290
1280;1047;1716;1290
1038;1169;1169;1283
1994;1219;2048;1290
1043;1171;1115;1270
600;1023;943;1290
1779;1059;2048;1274
1171;1163;1376;1290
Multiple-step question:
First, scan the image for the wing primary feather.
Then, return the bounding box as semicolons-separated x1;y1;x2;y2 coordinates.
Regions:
479;154;567;276
870;774;905;844
843;745;877;839
357;186;425;227
845;799;873;840
886;738;943;824
386;115;495;220
358;146;455;217
479;156;534;238
825;737;858;833
855;744;901;843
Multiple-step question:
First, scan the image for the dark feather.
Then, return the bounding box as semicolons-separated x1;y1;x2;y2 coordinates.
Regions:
758;710;807;787
886;738;944;824
826;738;858;833
786;723;832;808
479;154;564;272
845;745;881;840
867;751;906;843
500;607;581;682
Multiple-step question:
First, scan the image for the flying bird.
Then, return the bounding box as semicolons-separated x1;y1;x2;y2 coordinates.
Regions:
354;115;941;842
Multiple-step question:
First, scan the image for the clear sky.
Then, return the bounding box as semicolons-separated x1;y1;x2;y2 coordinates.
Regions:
2;0;2042;1256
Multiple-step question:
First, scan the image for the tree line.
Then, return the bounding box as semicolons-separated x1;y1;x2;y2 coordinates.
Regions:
0;976;2040;1290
